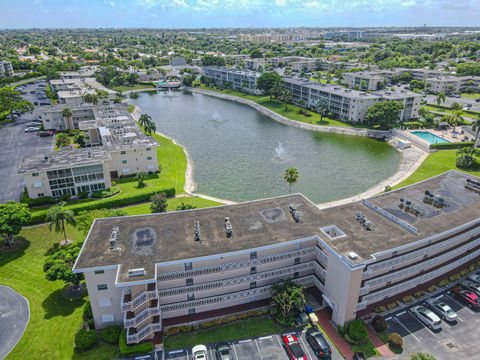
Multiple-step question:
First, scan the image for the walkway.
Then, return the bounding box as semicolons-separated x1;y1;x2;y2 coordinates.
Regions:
366;326;395;357
315;309;354;360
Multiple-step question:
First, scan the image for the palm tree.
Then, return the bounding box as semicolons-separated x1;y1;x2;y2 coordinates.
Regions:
139;113;152;129
436;92;446;106
456;146;480;169
449;110;464;132
284;167;299;194
46;202;76;245
316;99;329;125
472;117;480;148
279;89;292;110
62;108;73;130
143;120;156;135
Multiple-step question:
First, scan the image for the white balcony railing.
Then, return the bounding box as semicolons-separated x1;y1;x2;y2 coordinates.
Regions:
121;290;158;312
126;323;162;344
124;306;161;328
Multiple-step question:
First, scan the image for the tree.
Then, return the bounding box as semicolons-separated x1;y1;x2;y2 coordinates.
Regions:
182;74;196;87
83;93;98;105
456;146;479;169
62;108;73;129
270;280;306;326
0;86;34;121
56;133;70;148
201;55;225;67
43;242;83;289
316;99;329;124
284;167;299;194
410;352;437;360
436;92;446;106
278;89;292;110
76;209;126;236
250;48;263;58
74;132;86;148
144;120;156;135
256;72;283;100
472;118;480;147
365;101;404;129
448;110;464;132
138;113;152;128
150;192;168;213
46;202;77;244
450;102;462;111
0;202;31;247
176;202;196;211
136;172;148;188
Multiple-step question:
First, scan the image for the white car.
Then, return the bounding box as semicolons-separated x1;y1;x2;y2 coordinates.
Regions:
468;273;480;284
410;305;442;330
25;127;40;132
425;298;457;322
192;344;209;360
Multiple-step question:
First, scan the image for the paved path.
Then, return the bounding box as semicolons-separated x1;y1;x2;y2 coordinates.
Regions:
0;286;30;359
366;325;395;357
315;310;354;360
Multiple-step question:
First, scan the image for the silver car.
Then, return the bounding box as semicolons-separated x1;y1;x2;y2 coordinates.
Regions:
410;305;442;330
425;298;457;322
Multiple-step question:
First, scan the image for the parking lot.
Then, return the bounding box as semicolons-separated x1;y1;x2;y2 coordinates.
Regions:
386;289;480;360
0;81;54;203
159;329;343;360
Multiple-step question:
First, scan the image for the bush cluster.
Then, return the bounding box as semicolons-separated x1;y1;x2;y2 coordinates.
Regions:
82;301;93;321
345;319;368;343
430;142;474;150
402;295;414;304
23;196;57;207
372;315;388;333
119;329;154;356
74;329;98;351
374;305;386;314
99;326;122;344
388;332;403;349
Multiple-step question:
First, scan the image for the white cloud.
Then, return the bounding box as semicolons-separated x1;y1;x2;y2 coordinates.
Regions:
275;0;286;7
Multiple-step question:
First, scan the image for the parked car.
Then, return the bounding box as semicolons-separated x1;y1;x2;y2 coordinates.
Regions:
283;334;307;360
24;127;40;132
409;305;442;330
295;312;309;327
451;286;480;309
306;327;331;359
215;343;231;360
425;298;457;322
192;344;209;360
26;122;42;127
37;130;54;137
475;98;480;103
468;273;480;284
460;281;480;297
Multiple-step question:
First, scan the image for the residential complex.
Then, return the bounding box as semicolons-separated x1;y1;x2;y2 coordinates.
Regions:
73;171;480;345
18;104;158;198
202;67;261;95
0;60;14;78
50;77;117;106
425;76;480;94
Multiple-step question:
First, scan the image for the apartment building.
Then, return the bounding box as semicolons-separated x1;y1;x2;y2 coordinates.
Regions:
245;57;319;72
0;60;14;78
19;104;158;198
73;171;480;345
50;77;117;106
202;67;261;95
426;76;480;94
343;71;385;91
284;78;421;123
239;33;309;43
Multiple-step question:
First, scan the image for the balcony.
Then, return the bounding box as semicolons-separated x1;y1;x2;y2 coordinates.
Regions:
126;318;162;344
121;286;158;312
124;304;161;328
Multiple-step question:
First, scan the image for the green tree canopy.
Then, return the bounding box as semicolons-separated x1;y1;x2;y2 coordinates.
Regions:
46;202;76;244
271;280;306;326
365;100;404;129
201;55;225;67
43;242;83;288
284;167;299;194
0;202;31;247
76;208;126;236
410;352;437;360
256;72;282;100
150;192;168;213
250;48;263;58
0;86;34;121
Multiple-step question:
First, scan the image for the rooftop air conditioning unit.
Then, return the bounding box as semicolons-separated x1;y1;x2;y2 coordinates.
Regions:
128;268;145;277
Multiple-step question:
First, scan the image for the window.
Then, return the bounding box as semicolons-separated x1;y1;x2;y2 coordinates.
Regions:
187;293;195;301
32;172;39;177
99;297;111;307
186;278;193;286
147;156;152;160
37;193;44;197
250;251;257;260
97;284;108;291
94;270;104;275
101;314;114;323
120;151;126;155
250;266;256;274
146;148;151;151
188;308;196;315
250;282;257;289
121;160;127;164
294;257;301;265
184;262;192;270
294;272;299;278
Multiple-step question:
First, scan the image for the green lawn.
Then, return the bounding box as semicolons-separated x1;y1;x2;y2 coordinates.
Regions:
461;93;480;99
423;105;479;118
0;224;117;360
394;150;480;189
198;84;361;128
163;317;286;350
121;196;222;216
113;83;156;92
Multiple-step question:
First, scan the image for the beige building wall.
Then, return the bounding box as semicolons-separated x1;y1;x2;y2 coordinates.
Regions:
107;147;158;177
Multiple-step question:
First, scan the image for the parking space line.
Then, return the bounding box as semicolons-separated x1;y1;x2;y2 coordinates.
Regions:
407;312;437;336
394;317;421;342
300;333;314;360
445;294;475;315
232;343;239;360
238;339;252;344
275;335;283;347
254;339;263;360
258;335;273;340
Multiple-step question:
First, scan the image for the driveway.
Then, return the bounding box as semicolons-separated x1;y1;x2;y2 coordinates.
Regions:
0;83;54;203
0;286;30;359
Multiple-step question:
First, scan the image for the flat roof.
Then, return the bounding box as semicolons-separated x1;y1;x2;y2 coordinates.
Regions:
74;171;480;282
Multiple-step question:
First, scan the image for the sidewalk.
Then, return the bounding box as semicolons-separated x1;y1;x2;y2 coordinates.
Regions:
366;326;394;357
315;310;354;360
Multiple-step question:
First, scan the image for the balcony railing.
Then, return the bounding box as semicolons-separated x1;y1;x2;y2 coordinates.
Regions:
121;290;158;312
124;306;161;328
157;247;316;281
126;322;162;344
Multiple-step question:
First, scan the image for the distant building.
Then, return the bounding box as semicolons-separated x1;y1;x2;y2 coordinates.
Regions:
426;76;480;94
169;57;187;66
50;77;117;106
202;67;261;95
0;60;14;78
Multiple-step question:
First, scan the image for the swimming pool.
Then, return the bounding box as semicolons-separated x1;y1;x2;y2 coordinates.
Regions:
411;131;451;144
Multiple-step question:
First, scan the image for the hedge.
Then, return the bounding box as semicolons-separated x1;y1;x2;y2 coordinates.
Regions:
28;187;176;224
24;196;57;207
99;326;122;345
119;329;154;356
74;329;98;352
430;142;474;150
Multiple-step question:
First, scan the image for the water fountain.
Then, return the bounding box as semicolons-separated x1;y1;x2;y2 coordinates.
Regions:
273;142;289;162
212;109;221;122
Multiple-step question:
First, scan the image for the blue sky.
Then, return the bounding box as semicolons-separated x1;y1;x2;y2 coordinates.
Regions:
0;0;479;28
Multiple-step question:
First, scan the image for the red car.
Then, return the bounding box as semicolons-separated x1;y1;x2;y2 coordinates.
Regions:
451;286;480;309
283;334;307;360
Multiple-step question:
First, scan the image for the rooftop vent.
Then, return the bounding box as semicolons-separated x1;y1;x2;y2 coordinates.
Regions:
127;268;145;277
356;211;374;231
44;153;49;162
109;226;119;250
224;217;233;238
289;204;301;223
348;252;359;260
193;220;201;242
465;178;480;194
399;198;425;217
424;190;447;208
320;225;346;240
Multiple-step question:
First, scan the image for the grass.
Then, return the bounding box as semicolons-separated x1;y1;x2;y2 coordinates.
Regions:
423;104;479;118
163;317;286;350
350;340;379;358
461;93;480;99
0;224;117;360
121;196;222;215
113;83;156;92
394;150;480;189
198;84;366;128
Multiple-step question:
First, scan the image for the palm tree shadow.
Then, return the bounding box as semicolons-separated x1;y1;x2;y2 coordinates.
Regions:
0;237;30;267
44;242;61;256
42;286;86;319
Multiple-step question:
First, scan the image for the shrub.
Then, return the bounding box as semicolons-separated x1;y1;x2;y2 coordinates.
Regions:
402;295;414;304
78;191;89;199
372;315;388;333
410;352;437;360
150;192;168;213
346;319;368;343
438;279;450;287
388;332;403;349
387;302;399;310
99;326;121;344
374;306;386;313
430;142;474;150
59;194;71;202
427;285;437;293
91;187;120;199
74;329;97;351
384;186;392;192
82;301;93;321
119;329;154;356
414;291;424;298
24;196;56;207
